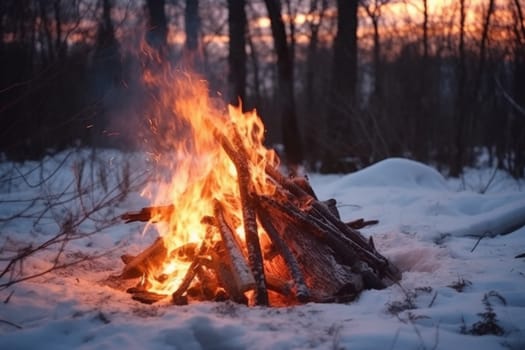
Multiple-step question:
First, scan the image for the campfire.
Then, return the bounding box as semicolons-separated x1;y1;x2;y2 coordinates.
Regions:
117;72;401;306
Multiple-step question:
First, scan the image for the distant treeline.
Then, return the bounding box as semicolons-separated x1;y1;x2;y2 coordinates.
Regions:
0;0;524;177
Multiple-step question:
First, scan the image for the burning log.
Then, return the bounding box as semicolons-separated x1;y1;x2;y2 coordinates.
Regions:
119;237;166;279
121;205;174;223
217;129;269;306
256;203;309;302
171;227;214;303
212;199;255;293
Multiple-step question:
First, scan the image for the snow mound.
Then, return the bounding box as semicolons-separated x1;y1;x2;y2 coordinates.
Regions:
333;158;448;190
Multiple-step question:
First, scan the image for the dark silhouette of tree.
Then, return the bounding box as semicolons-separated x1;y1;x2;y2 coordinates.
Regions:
303;0;329;164
263;0;303;169
183;0;201;68
228;0;247;107
509;0;525;177
321;0;358;172
145;0;168;56
361;0;391;100
92;0;122;147
450;0;468;176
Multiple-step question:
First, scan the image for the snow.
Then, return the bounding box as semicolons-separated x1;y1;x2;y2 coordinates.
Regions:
1;152;525;349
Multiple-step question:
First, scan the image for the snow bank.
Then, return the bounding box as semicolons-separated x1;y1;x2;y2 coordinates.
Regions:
330;158;449;190
312;158;525;242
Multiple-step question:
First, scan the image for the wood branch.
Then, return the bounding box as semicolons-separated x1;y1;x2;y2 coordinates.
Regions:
256;195;361;296
256;203;310;302
121;205;174;223
194;265;219;300
209;244;248;304
171;227;214;303
119;237;167;279
265;165;311;201
265;274;293;297
291;176;318;199
131;290;167;304
347;218;379;229
321;198;340;219
218;128;268;306
171;262;200;302
213;199;255;292
309;201;401;282
257;195;359;266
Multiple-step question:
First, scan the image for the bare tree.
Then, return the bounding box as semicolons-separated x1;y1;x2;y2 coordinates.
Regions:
263;0;304;169
305;0;328;108
360;0;392;99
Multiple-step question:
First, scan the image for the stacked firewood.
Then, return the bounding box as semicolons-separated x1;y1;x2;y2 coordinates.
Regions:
118;128;401;306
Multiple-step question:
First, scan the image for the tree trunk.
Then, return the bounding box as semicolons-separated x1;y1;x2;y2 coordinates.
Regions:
185;0;200;52
322;0;358;172
263;0;304;169
146;0;168;55
372;16;381;99
510;0;525;177
332;0;357;103
183;0;202;69
362;1;383;100
227;0;247;107
413;0;430;162
304;0;328;163
450;0;467;176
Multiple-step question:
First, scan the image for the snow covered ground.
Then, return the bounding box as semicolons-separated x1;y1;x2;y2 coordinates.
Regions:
1;151;524;349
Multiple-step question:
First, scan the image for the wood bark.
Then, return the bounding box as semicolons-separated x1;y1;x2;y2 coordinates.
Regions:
213;199;255;292
218;129;269;305
257;204;309;301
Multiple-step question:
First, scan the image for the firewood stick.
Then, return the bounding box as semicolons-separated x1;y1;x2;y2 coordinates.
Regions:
131;291;167;304
120;237;167;279
306;202;400;282
218;128;269;306
267;165;371;252
121;205;174;223
208;245;248;304
213;199;256;293
172;227;214;302
256;204;310;302
257;195;359;266
265;274;293;297
308;202;401;281
265;165;311;200
266;166;374;252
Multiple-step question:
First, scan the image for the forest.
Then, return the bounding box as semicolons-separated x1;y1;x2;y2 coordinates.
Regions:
1;0;524;177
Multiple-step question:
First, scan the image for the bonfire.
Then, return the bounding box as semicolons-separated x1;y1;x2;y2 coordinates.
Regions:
117;71;401;306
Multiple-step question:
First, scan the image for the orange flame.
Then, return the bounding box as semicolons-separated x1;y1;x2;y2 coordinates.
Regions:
139;65;278;295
